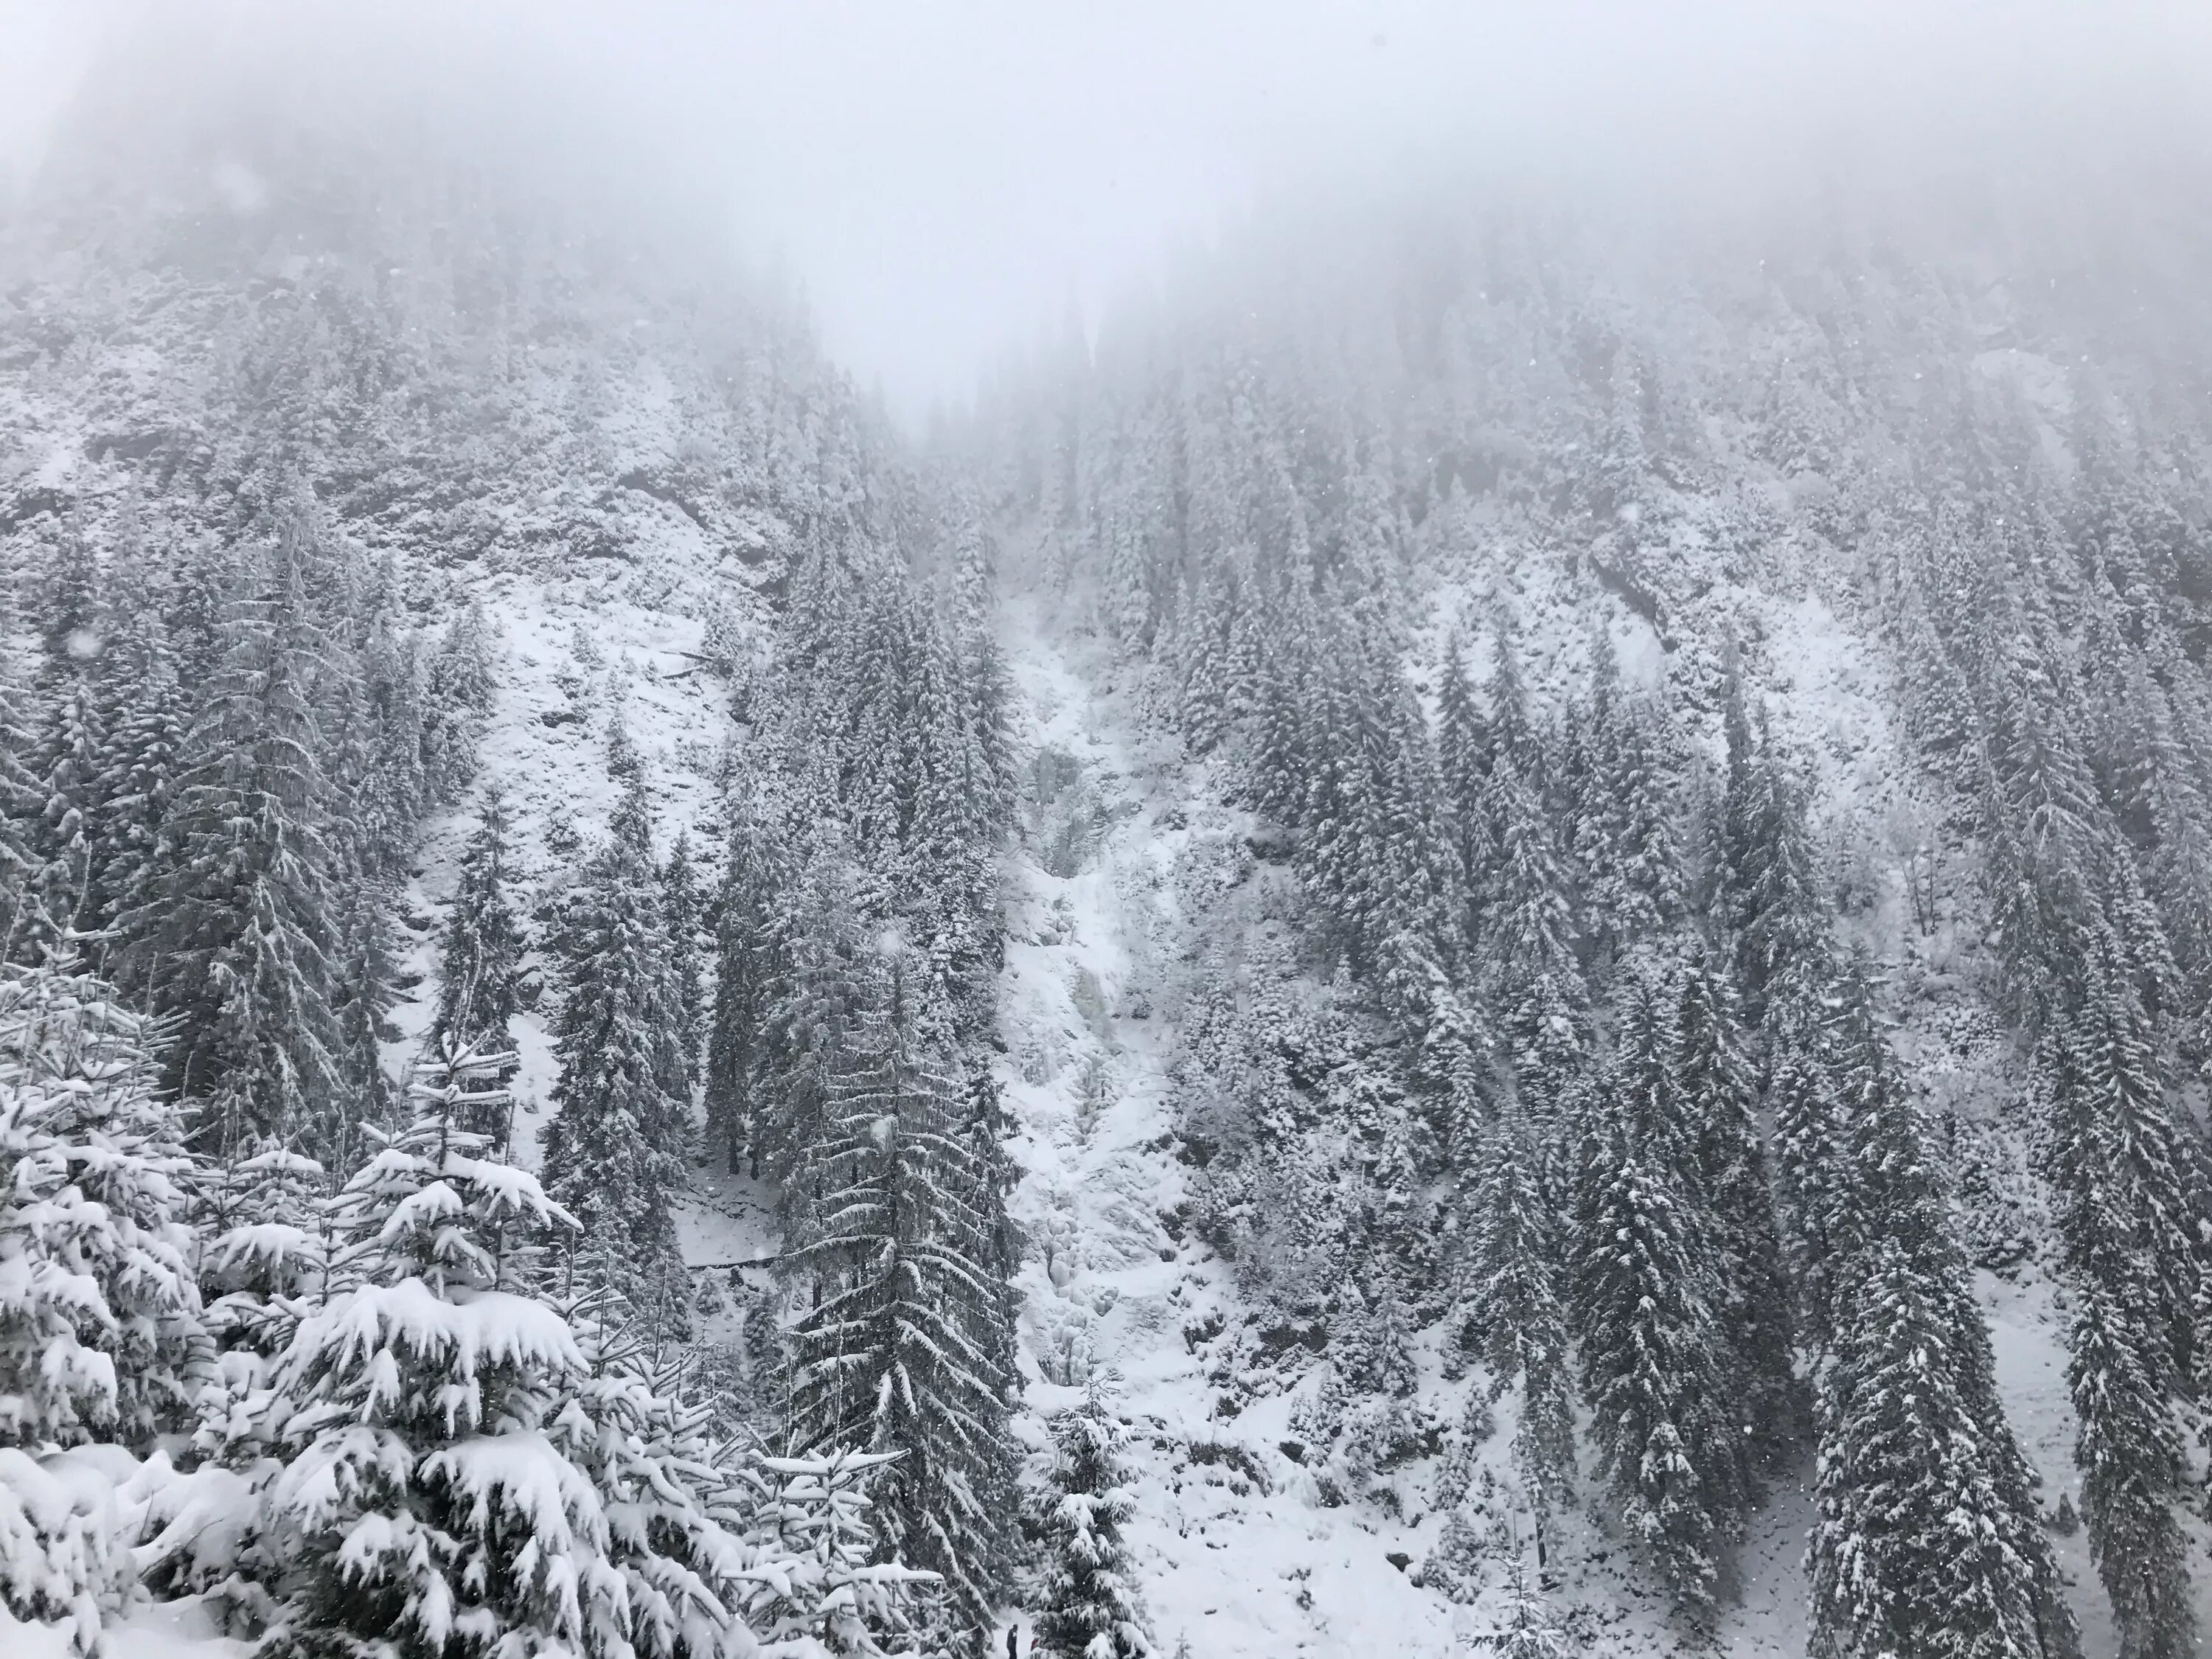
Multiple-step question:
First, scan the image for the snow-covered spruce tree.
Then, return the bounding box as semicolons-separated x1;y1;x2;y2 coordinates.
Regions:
2063;1231;2191;1659
756;819;872;1239
85;594;187;960
0;953;206;1453
191;1141;331;1444
1807;974;2076;1659
0;587;55;962
124;530;344;1159
1477;750;1587;1121
1565;630;1680;973
1728;729;1829;1024
1919;518;2205;1659
1436;627;1495;897
608;707;644;782
661;829;707;1103
331;577;430;886
0;953;206;1644
706;796;795;1177
2041;993;2195;1659
1481;611;1543;789
1751;801;1856;1346
1672;941;1797;1456
136;1138;335;1627
426;790;526;1137
1571;976;1745;1624
1809;1237;2065;1659
329;877;402;1159
1572;1147;1736;1623
246;1042;776;1659
742;1448;935;1655
31;672;105;944
1484;1552;1575;1659
785;954;1018;1653
1289;612;1465;990
541;773;691;1332
420;597;495;805
1464;1093;1578;1520
2046;935;2205;1382
1034;1382;1150;1659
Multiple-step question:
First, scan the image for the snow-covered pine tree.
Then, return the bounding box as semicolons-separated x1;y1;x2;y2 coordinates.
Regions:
706;796;794;1176
1573;1150;1736;1621
1808;1236;2061;1659
427;790;526;1137
1477;752;1587;1121
1807;967;2076;1659
607;707;644;781
1035;1382;1150;1659
554;1267;818;1659
32;525;102;692
2047;935;2204;1392
2063;1231;2191;1659
1716;635;1758;911
661;829;707;1103
756;818;871;1237
0;953;206;1452
1484;1551;1575;1659
2041;990;2196;1659
1672;941;1797;1455
419;597;495;805
335;582;429;884
950;509;1018;866
134;1130;337;1625
1484;611;1543;788
785;953;1018;1652
0;953;206;1648
1436;627;1495;901
0;587;53;964
85;594;187;969
1571;981;1743;1623
31;673;104;945
1465;1093;1578;1519
329;877;401;1160
541;776;690;1329
247;1040;776;1659
125;529;344;1158
1565;629;1680;975
191;1141;330;1452
1760;868;1853;1346
742;1447;935;1655
1732;736;1829;1021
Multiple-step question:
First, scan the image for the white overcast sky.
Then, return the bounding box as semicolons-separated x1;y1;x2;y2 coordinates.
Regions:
4;1;2210;420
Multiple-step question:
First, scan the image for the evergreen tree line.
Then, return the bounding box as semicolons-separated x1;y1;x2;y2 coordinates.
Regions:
0;945;939;1658
1888;419;2212;1659
695;513;1030;1655
413;504;1052;1653
1;504;493;1172
987;333;2129;1648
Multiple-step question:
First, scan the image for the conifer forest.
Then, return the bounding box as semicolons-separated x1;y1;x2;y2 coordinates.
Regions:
7;6;2212;1656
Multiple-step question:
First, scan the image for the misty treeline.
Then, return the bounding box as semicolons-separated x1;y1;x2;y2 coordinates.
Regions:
0;133;1073;1657
970;188;2212;1653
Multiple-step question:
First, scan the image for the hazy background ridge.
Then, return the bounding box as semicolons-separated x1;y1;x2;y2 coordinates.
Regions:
5;0;2210;423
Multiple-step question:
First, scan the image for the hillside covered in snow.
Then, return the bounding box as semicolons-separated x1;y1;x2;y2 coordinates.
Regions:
8;23;2212;1659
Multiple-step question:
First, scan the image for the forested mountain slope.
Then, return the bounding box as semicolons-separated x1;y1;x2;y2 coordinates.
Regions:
0;95;1026;1659
7;69;2212;1659
966;172;2212;1656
